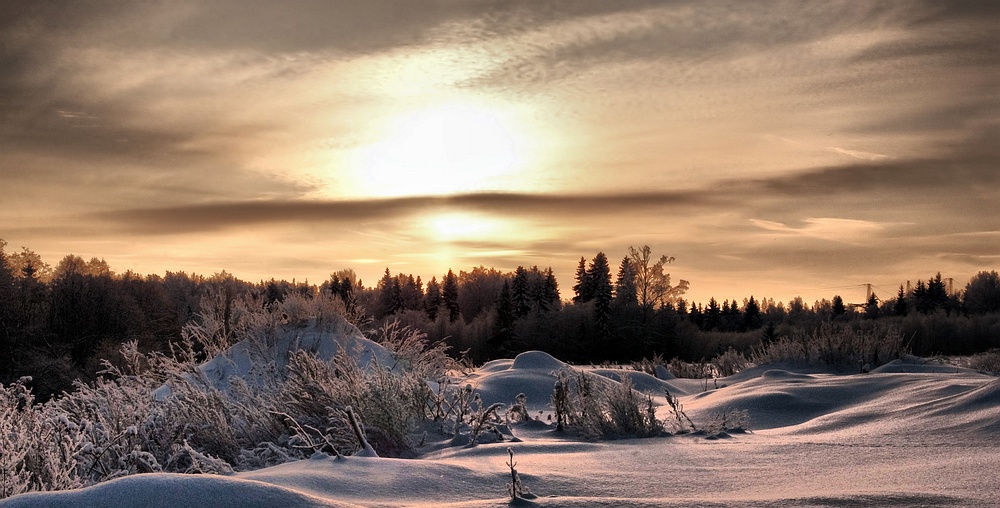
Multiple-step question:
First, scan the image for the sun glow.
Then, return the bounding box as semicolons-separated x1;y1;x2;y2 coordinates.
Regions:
421;212;508;242
352;102;523;197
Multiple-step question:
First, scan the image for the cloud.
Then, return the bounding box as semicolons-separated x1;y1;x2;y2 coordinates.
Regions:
828;147;891;161
87;189;717;235
750;217;889;243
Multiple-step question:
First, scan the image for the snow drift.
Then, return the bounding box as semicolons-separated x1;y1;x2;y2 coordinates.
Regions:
3;348;998;507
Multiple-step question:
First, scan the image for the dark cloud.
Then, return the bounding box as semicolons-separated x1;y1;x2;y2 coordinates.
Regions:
88;189;716;235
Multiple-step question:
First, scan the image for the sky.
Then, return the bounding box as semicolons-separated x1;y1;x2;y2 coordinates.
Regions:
1;0;998;305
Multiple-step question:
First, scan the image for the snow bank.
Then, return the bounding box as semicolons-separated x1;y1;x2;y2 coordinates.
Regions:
470;351;566;411
0;472;359;508
471;351;683;411
685;366;1000;442
871;355;981;374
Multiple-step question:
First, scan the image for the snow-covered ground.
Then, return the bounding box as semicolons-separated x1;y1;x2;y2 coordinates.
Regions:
4;351;998;507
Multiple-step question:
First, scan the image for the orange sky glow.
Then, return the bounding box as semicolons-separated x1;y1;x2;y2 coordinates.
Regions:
1;1;998;305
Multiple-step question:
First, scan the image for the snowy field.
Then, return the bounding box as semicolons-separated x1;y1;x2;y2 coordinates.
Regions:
3;348;997;507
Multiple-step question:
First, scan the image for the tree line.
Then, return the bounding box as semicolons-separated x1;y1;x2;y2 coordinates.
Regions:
2;238;999;399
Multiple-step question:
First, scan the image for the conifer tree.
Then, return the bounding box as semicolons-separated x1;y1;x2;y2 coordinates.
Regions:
589;252;613;339
540;267;560;312
376;268;402;318
424;276;442;321
831;295;846;318
572;256;592;303
491;280;517;357
894;284;908;316
442;269;460;323
512;266;531;318
864;292;880;319
614;256;637;306
705;298;721;330
742;296;761;330
913;280;930;314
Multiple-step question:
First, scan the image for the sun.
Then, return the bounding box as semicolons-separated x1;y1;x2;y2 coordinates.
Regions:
352;102;521;197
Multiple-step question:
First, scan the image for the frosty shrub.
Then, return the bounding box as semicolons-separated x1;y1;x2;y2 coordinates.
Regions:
552;369;663;439
0;294;455;499
551;371;571;432
751;324;907;370
506;393;530;424
630;354;667;376
966;349;1000;375
0;377;79;498
372;321;455;375
667;358;715;379
280;343;432;457
663;388;697;434
712;348;750;377
702;409;751;436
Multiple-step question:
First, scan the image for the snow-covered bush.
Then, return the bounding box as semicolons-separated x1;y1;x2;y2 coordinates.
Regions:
712;348;750;377
552;369;663;439
279;341;434;457
751;324;907;370
667;358;715;379
702;408;750;436
663;388;697;434
966;349;1000;375
0;299;449;499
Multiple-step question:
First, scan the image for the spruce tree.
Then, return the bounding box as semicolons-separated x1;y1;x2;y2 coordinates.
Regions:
831;295;846;318
491;280;517;357
589;252;613;339
512;266;531;318
743;296;761;330
614;256;637;306
376;268;400;318
424;276;442;321
705;298;721;330
541;267;560;312
572;256;592;303
894;284;908;316
864;292;880;319
442;269;460;323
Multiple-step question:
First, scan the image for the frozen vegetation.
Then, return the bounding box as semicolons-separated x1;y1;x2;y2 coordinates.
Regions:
1;295;998;507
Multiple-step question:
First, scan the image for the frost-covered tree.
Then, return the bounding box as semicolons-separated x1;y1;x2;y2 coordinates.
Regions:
627;245;688;315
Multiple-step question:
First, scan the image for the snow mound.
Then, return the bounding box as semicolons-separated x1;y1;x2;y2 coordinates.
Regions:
0;472;359;508
589;369;676;395
685;367;1000;441
510;350;566;371
871;356;980;374
471;352;684;411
